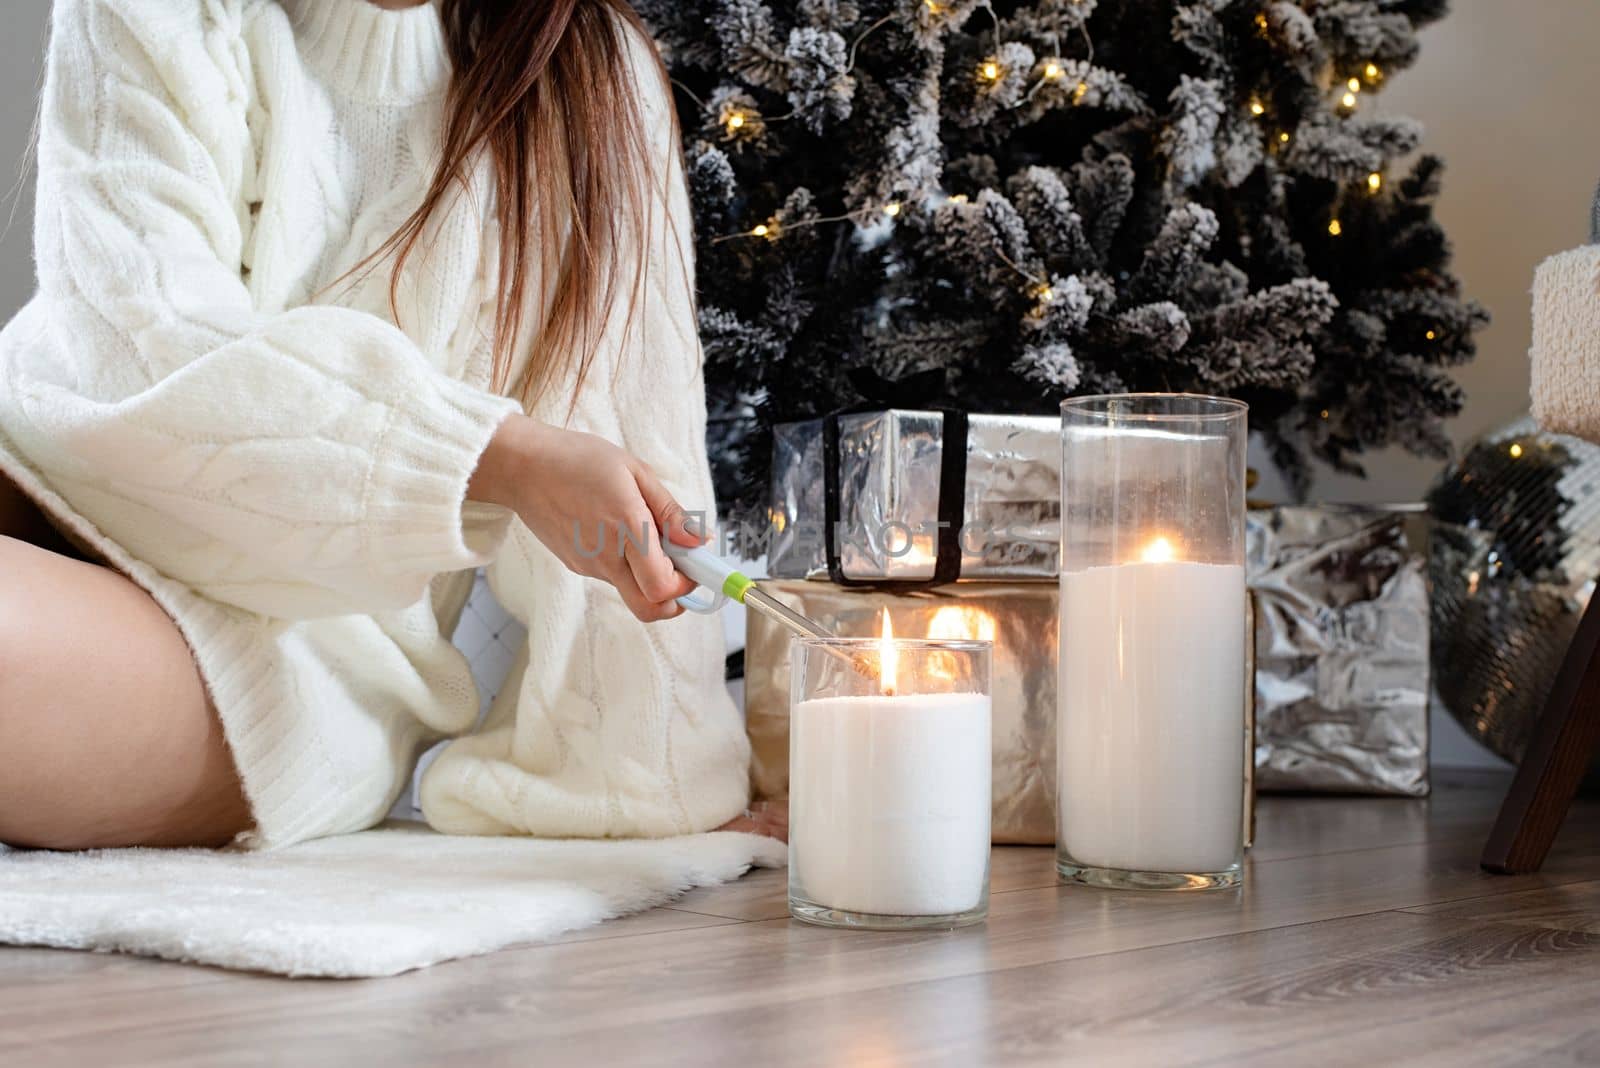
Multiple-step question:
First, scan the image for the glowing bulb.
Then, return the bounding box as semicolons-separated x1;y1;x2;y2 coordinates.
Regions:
878;608;898;695
1328;219;1342;236
1510;443;1524;459
949;193;969;204
1425;329;1437;340
1341;91;1358;109
1367;171;1382;192
1279;131;1291;143
883;201;902;218
925;0;942;12
1255;12;1269;30
1250;98;1265;116
726;113;745;130
980;61;1000;81
751;223;769;237
1073;80;1089;103
1044;61;1062;79
1347;77;1362;92
1365;62;1381;80
1141;536;1177;564
1320;409;1331;420
1036;285;1054;303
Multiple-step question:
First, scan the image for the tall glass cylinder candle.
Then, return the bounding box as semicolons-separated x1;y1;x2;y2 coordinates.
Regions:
1056;394;1248;891
789;622;993;929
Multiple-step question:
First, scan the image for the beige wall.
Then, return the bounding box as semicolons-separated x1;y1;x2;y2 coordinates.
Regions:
1308;0;1600;503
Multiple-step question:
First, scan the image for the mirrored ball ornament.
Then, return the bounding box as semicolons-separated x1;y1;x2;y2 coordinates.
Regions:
1427;417;1600;777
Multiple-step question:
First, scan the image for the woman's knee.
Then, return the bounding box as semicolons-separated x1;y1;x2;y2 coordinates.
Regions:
0;535;252;850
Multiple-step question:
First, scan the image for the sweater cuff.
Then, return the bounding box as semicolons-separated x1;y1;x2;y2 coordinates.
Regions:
366;372;522;577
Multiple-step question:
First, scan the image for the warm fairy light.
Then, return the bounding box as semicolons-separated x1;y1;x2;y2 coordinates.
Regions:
751;223;769;237
1341;91;1358;109
878;609;898;695
1328;219;1342;236
1510;443;1525;459
726;112;745;130
1073;80;1089;103
1425;329;1437;340
1320;409;1331;420
1255;12;1269;30
980;60;1001;81
1036;284;1055;303
1141;536;1178;564
1347;77;1362;92
883;201;902;218
1249;98;1265;116
925;0;943;12
1279;131;1291;143
1044;60;1062;79
949;193;969;204
1365;62;1381;80
1367;171;1382;192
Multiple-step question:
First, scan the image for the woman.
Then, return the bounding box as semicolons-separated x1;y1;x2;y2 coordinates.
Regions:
0;0;763;850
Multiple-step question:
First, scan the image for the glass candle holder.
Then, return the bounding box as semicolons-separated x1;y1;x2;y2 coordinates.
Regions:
1056;394;1249;891
788;627;993;929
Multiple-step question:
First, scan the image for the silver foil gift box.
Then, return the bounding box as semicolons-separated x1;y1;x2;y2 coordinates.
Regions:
1248;505;1430;797
765;410;1060;581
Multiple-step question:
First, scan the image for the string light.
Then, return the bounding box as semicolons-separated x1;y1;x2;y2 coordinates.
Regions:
726;112;745;130
1278;131;1291;144
1073;80;1089;104
949;193;969;204
1364;62;1382;81
1327;219;1342;236
1510;443;1524;459
1255;12;1269;31
1340;91;1358;109
980;60;1001;82
1249;97;1266;116
1043;60;1062;79
1320;409;1330;420
883;202;902;218
1367;171;1382;192
1425;329;1437;340
925;0;943;13
1347;77;1362;93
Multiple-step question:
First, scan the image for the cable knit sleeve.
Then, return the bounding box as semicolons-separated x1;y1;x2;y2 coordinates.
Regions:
7;0;520;618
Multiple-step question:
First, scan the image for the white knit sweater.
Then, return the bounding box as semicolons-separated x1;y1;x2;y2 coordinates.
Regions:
0;0;749;848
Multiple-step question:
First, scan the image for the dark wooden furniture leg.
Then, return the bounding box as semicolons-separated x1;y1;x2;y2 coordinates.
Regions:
1482;592;1600;873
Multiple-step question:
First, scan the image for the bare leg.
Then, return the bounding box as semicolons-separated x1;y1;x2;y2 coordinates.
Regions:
0;476;251;849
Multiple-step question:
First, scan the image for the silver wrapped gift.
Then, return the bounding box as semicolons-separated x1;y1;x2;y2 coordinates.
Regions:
1248;506;1430;796
745;580;1059;844
765;410;1060;581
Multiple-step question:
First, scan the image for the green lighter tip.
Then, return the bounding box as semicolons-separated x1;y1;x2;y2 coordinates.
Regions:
722;571;754;603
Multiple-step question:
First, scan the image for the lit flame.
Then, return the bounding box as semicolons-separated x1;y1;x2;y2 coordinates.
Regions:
1141;536;1178;563
878;608;898;695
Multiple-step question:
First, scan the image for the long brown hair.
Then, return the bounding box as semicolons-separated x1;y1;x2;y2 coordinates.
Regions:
373;0;665;411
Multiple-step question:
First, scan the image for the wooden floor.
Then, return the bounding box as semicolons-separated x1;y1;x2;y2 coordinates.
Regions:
3;771;1599;1066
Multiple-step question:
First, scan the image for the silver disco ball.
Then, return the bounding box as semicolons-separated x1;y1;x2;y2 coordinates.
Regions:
1427;417;1600;772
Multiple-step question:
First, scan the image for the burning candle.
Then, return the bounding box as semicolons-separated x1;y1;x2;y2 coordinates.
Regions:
788;611;993;928
1056;394;1249;891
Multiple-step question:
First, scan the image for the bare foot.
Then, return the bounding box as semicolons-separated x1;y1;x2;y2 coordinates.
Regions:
715;800;788;842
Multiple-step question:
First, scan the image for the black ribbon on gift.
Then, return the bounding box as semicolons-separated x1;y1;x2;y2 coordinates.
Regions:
820;369;970;588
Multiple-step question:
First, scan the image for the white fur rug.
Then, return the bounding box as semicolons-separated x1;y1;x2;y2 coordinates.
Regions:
0;823;784;978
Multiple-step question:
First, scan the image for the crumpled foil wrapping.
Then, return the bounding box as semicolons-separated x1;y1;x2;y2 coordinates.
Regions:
1427;417;1600;781
745;580;1059;843
1248;506;1430;796
766;411;1060;581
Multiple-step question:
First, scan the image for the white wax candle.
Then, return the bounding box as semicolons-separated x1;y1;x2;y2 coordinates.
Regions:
791;691;992;916
1058;559;1246;875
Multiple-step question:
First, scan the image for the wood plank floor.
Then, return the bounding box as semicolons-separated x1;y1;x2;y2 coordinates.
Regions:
2;770;1598;1067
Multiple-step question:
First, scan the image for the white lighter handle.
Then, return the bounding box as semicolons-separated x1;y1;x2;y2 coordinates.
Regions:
664;542;748;614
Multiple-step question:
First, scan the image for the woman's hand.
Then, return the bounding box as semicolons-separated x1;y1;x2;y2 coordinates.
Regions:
468;415;705;621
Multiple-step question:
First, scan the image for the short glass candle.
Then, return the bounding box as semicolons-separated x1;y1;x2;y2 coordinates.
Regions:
1056;393;1249;891
788;626;993;929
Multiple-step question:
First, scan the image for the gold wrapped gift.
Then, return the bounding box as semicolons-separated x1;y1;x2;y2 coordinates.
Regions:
746;580;1060;844
745;579;1258;847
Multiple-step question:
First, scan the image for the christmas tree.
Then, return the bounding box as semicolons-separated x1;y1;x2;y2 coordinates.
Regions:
636;0;1487;528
